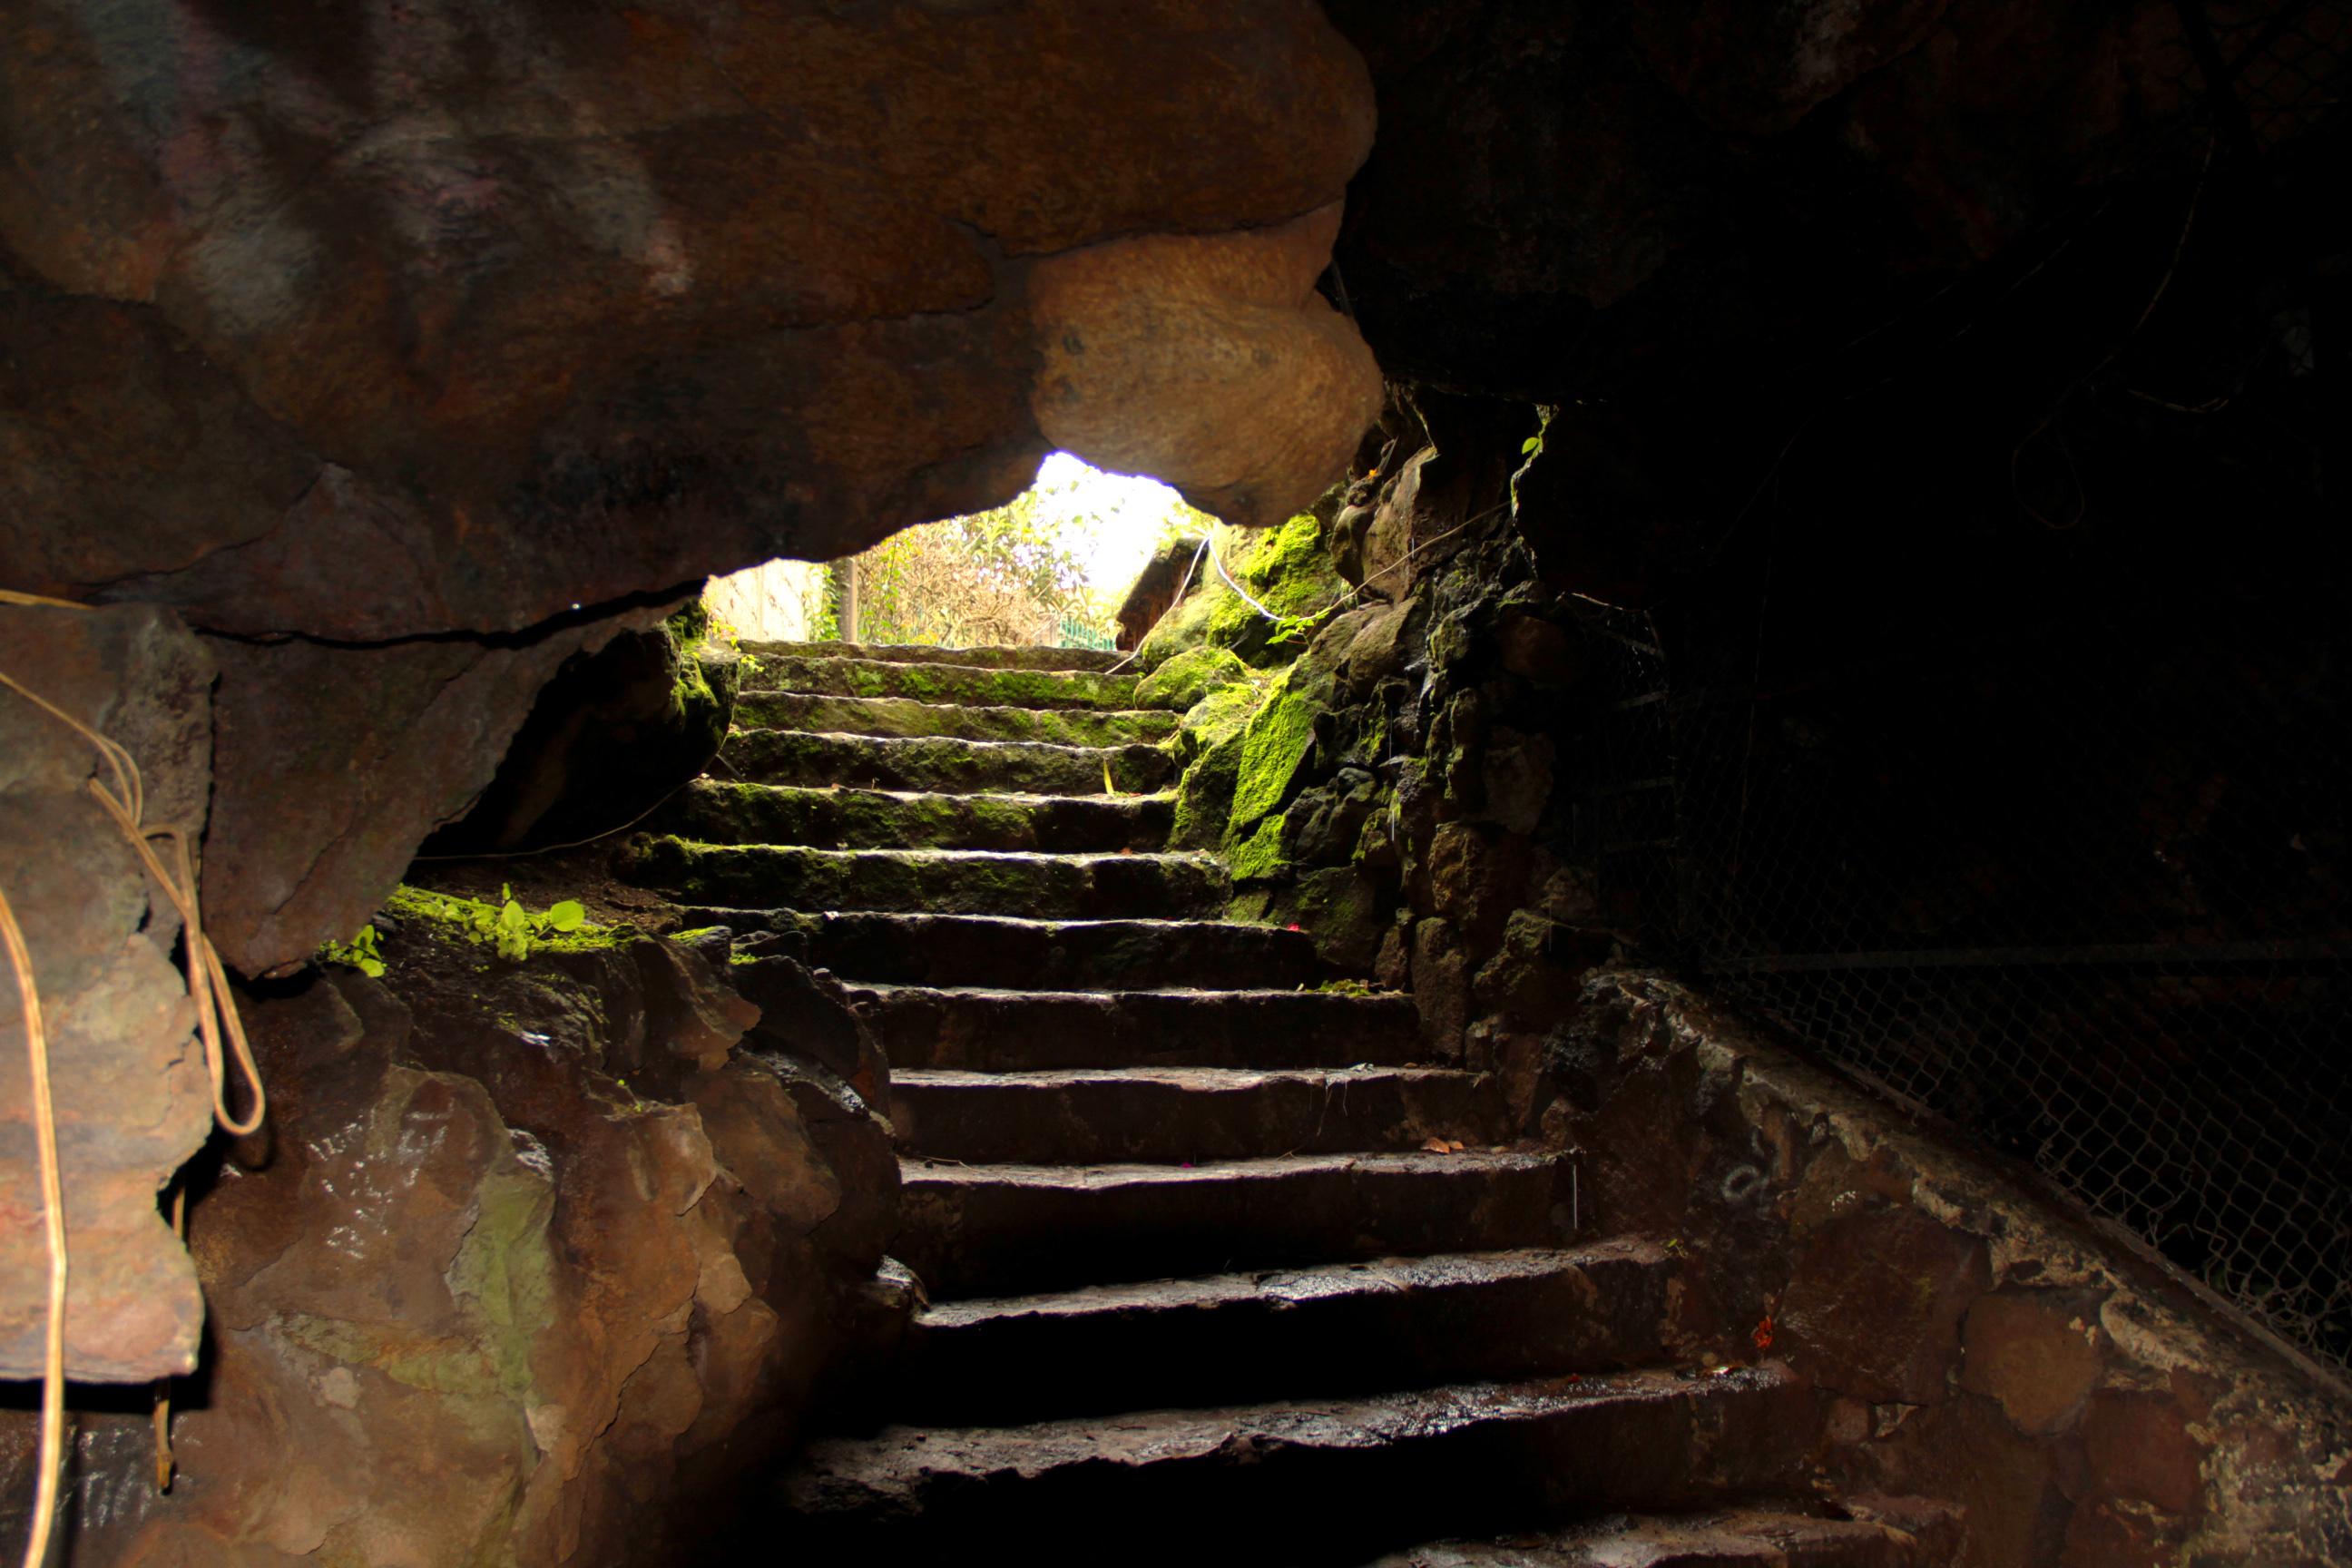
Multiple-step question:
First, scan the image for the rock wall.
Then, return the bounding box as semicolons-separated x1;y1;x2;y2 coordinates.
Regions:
1;906;900;1566
1194;387;2352;1563
1553;975;2352;1568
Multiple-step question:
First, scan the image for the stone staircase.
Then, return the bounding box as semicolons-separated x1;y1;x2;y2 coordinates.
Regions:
623;639;1949;1567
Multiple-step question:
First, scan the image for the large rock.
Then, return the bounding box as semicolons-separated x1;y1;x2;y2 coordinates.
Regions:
1;0;1377;637
0;603;214;1381
13;912;898;1564
426;609;740;856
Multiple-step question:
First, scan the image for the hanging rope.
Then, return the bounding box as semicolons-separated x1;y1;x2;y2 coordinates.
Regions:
0;882;65;1568
2;600;270;1563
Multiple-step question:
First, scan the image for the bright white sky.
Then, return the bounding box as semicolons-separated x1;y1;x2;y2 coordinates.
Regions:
1024;451;1203;594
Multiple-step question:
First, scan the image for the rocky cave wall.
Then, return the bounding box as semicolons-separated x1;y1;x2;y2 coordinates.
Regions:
1128;2;2351;1557
1142;377;2347;1563
6;0;2351;1562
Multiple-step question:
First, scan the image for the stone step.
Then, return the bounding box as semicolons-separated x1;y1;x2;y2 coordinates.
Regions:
895;1242;1675;1426
679;912;1326;992
735;690;1179;747
648;781;1174;853
893;1066;1499;1163
850;984;1421;1072
897;1150;1566;1299
723;728;1174;795
742;639;1125;673
775;1366;1813;1564
1370;1506;1946;1567
624;839;1226;920
743;654;1147;711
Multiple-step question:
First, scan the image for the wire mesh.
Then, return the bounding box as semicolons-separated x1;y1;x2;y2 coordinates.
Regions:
1578;592;2351;1370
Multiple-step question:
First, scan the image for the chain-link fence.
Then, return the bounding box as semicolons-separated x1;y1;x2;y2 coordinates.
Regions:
1587;602;2351;1371
1573;0;2351;1374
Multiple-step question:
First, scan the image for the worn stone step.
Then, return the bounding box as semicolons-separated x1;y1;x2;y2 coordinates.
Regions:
624;839;1225;919
896;1242;1676;1426
647;780;1175;853
897;1150;1566;1299
893;1066;1499;1163
743;639;1125;673
851;984;1420;1071
775;1366;1813;1564
1370;1504;1955;1567
723;728;1174;794
743;654;1147;710
677;913;1326;992
735;690;1179;747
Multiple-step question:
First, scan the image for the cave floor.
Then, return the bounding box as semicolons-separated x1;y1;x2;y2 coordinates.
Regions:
622;639;1951;1565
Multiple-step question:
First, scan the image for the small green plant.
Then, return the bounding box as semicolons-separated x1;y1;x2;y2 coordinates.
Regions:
486;885;586;960
394;885;589;961
318;925;387;978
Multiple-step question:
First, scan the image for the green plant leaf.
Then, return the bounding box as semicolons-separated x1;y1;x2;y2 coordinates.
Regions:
544;900;586;933
1521;436;1543;455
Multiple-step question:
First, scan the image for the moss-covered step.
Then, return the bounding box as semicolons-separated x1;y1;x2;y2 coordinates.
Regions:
645;780;1174;853
622;839;1227;919
742;655;1149;711
778;1366;1811;1563
722;730;1174;795
893;1065;1502;1164
742;640;1124;673
896;1149;1567;1298
676;912;1324;991
896;1241;1676;1427
734;691;1178;748
848;985;1420;1072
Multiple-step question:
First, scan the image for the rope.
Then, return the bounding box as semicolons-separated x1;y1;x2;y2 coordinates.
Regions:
1;596;270;1559
1204;534;1279;621
0;883;65;1568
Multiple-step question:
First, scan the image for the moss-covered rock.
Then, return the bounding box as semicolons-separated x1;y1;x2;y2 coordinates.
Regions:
1170;722;1250;849
1226;810;1292;883
1226;667;1320;832
1133;514;1350;671
1137;644;1252;711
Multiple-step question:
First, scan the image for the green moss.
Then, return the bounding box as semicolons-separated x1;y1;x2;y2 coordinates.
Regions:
1240;513;1331;605
1137;644;1251;711
1171;725;1245;848
1183;678;1262;743
666;598;713;648
1133;516;1350;673
278;1155;554;1406
1226;669;1318;832
446;1164;557;1401
1226;811;1291;883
